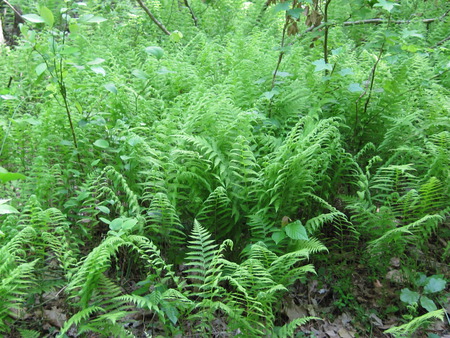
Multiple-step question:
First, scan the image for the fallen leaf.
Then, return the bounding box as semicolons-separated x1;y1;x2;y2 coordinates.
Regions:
338;327;354;338
44;306;67;328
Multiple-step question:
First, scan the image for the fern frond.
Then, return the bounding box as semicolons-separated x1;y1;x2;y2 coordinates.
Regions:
59;306;105;336
273;316;319;338
196;186;235;239
144;192;185;246
384;309;445;337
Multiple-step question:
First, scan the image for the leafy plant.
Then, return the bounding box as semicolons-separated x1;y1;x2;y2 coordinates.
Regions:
400;274;447;313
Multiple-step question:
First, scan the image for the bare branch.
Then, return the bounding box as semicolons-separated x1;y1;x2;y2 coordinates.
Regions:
343;9;450;26
135;0;171;35
1;0;23;18
183;0;198;27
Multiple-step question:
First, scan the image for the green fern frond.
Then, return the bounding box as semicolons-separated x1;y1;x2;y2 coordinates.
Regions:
384;309;445;337
144;192;185;246
272;316;319;338
0;227;38;332
184;220;231;296
368;214;443;254
59;305;105;336
196;186;235;239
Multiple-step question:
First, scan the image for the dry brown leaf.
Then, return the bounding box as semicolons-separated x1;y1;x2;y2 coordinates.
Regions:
338;327;354;338
44;306;67;328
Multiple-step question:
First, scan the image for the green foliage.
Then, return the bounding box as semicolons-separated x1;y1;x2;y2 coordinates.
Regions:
384;309;445;337
1;0;449;335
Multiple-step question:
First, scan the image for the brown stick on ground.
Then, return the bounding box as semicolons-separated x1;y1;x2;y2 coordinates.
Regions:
135;0;171;35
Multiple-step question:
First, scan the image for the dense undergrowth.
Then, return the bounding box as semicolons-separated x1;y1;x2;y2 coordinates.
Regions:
0;0;449;336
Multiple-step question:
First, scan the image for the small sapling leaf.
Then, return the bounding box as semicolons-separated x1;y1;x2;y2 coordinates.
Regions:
273;1;292;13
104;83;117;94
285;220;309;240
420;296;437;312
400;288;420;305
348;83;364;92
22;14;45;23
312;59;333;72
272;231;287;244
36;63;47;76
423;276;446;294
91;66;106;76
145;46;164;60
39;6;54;28
93;139;109;149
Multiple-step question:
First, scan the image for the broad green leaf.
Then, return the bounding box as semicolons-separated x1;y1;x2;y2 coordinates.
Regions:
39;6;54;28
312;59;333;72
22;14;45;23
424;276;446;294
109;218;123;231
0;204;19;214
36;63;47;76
275;71;292;78
0;94;17;100
87;58;105;65
273;1;291;13
93;139;109;148
132;69;148;80
284;220;309;240
97;206;110;214
170;30;183;43
415;273;428;287
0;172;26;183
163;302;179;325
79;14;107;23
348;83;364;92
272;231;287;244
91;66;106;76
99;217;110;224
145;46;164;60
331;47;343;56
69;23;80;34
104;83;117;94
420;296;437;312
400;288;420;305
339;68;353;76
287;8;303;19
262;88;279;100
128;136;142;146
122;218;138;230
373;0;400;12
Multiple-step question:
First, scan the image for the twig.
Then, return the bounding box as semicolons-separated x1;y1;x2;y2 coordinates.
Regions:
1;0;23;18
433;35;450;48
271;20;289;89
323;0;332;74
354;40;385;140
135;0;171;35
343;9;450;26
183;0;198;27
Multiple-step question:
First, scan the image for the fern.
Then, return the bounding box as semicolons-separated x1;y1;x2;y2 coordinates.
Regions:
384;309;445;337
272;316;319;338
184;220;231;297
143;191;186;249
196;186;235;240
0;227;38;333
